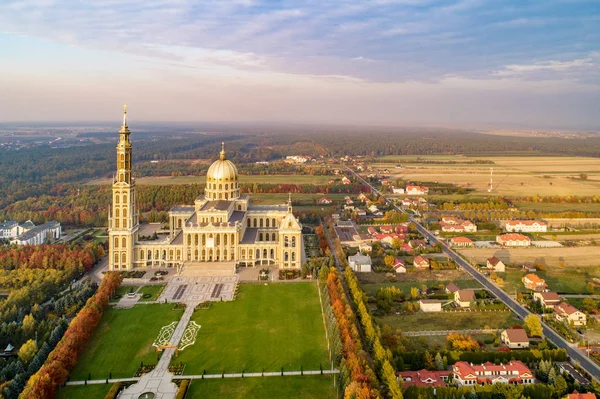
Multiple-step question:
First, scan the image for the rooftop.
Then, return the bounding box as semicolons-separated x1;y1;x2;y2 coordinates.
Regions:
170;205;195;213
503;328;529;343
201;200;231;211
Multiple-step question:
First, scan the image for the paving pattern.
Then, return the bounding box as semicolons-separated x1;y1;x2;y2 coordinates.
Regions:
159;276;238;303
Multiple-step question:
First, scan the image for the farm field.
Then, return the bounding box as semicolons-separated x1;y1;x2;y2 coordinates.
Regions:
55;384;111;399
457;247;600;268
498;266;599;295
373;155;600;196
185;376;336;399
88;174;332;186
70;304;184;380
172;283;328;374
377;311;521;332
515;202;600;213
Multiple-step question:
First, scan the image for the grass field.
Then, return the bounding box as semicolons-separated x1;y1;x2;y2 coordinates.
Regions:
138;284;165;301
70;304;184;380
374;155;600;197
55;384;111;399
88;174;332;186
361;279;482;297
498;266;599;295
185;376;336;399
515;202;600;213
172;283;328;374
114;285;138;298
377;311;521;331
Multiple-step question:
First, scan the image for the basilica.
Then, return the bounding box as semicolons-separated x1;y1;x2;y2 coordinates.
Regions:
108;106;304;272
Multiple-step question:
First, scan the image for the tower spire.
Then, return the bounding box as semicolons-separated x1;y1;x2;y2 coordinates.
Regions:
288;192;292;213
122;104;128;128
220;141;226;160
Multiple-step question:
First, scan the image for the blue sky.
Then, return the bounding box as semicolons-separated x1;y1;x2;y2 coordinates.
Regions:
0;0;599;128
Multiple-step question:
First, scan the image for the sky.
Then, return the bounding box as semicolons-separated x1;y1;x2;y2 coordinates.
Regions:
0;0;599;128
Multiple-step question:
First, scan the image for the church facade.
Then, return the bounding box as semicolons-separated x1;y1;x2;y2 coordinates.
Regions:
108;107;304;272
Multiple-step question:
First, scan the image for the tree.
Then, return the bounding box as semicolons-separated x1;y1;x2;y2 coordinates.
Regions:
434;352;444;371
424;351;435;371
22;314;37;337
547;367;557;384
410;287;419;299
384;255;395;268
552;375;568;397
582;297;597;313
525;314;543;337
18;339;37;364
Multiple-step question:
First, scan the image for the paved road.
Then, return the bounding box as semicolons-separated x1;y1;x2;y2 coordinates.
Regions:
341;161;600;382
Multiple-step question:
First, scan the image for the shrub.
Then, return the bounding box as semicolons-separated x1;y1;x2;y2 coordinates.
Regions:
174;380;189;399
103;382;121;399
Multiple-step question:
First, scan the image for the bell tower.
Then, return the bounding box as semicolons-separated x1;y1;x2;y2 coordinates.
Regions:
108;105;139;270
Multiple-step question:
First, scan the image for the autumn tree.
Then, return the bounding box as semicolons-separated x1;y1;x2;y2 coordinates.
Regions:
18;339;37;364
525;314;543;337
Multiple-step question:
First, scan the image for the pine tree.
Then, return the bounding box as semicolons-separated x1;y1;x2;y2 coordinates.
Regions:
435;352;444;371
547;367;557;384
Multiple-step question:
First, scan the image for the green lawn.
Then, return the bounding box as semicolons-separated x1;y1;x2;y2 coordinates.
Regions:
138;284;165;301
185;376;336;399
500;267;597;295
377;311;521;332
55;384;111;399
70;304;184;380
361;279;482;297
172;283;328;374
113;285;138;298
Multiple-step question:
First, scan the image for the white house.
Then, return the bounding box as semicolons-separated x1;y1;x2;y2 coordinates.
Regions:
348;254;372;273
497;233;531;247
533;292;561;309
10;221;61;246
454;289;476;308
419;299;442;312
501;328;530;349
393;258;406;273
392;187;405;194
486;256;506;272
406;184;429;195
554;302;587;326
505;220;548;233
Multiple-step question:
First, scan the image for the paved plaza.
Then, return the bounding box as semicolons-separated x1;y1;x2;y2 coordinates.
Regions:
159;276;238;303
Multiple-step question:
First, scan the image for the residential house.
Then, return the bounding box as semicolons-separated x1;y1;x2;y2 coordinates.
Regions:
406;184;429;195
395;225;408;234
450;236;474;247
356;209;367;217
393;258;406;273
501;328;530;349
367;226;378;235
522;274;547;291
397;369;450;388
554;302;587;326
409;239;426;249
375;234;404;246
413;255;429;269
357;193;368;202
445;283;460;294
497;233;531;247
348;254;372;273
505;220;548;233
380;225;393;234
533;292;561;309
317;197;332;204
368;204;379;213
486;256;506;272
341;177;351;185
392;187;405;194
452;361;534;386
454;289;476;308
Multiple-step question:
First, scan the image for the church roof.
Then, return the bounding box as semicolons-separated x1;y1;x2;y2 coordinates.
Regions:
170;205;195;213
201;200;231;211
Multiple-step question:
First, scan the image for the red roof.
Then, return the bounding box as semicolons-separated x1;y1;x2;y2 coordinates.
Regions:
397;369;449;388
451;236;473;243
507;220;547;226
503;328;529;343
453;361;532;382
567;391;597;399
555;302;581;316
498;233;531;242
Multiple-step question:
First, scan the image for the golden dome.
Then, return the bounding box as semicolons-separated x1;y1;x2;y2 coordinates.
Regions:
206;142;238;182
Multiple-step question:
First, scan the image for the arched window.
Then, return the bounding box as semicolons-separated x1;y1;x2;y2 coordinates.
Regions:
122;237;126;247
148;250;152;259
259;233;263;241
242;249;246;258
263;249;267;258
266;219;270;227
272;232;276;241
224;249;228;259
224;234;228;245
114;253;118;264
169;250;173;259
272;218;276;227
211;217;215;223
291;236;296;247
225;184;228;190
123;220;127;228
231;234;235;243
256;249;260;258
225;193;228;200
115;194;120;204
123;208;127;218
194;249;199;260
219;193;222;199
247;219;251;227
202;235;206;245
123;194;127;203
114;237;119;248
115;208;120;218
284;252;289;261
270;249;274;258
195;235;199;245
177;250;181;260
253;219;257;228
115;219;120;228
259;219;263;228
140;250;145;260
238;205;242;210
292;252;296;261
219;184;222;190
284;236;289;247
121;253;126;263
187;235;191;245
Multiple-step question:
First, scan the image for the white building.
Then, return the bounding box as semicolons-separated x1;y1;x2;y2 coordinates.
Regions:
0;221;20;239
505;220;547;233
419;299;442;312
348;254;372;272
392;187;405;194
10;221;61;245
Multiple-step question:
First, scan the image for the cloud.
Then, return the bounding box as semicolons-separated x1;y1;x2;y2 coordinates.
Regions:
494;56;597;77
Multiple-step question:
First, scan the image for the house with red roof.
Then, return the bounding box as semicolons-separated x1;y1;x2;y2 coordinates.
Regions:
413;255;429;269
454;289;476;308
367;226;377;235
565;391;598;399
522;274;547;291
317;197;332;204
395;225;408;234
393;258;406;273
406;184;429;195
397;369;450;388
554;302;587;326
380;225;393;234
497;233;531;247
445;283;460;294
486;256;506;272
533;292;561;309
501;328;530;349
452;361;534;386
